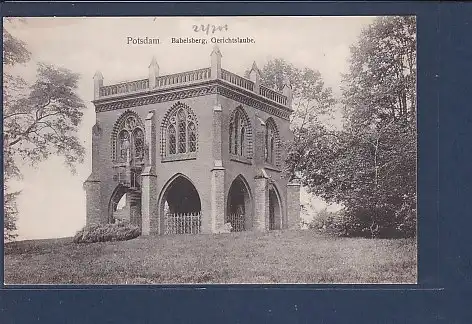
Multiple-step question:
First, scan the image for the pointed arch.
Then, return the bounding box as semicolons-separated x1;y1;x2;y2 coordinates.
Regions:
226;174;253;231
158;173;202;234
268;181;284;230
159;173;199;202
108;183;142;227
111;110;145;162
108;184;128;223
228;174;253;201
160;101;198;158
228;106;253;158
264;117;281;167
158;173;201;213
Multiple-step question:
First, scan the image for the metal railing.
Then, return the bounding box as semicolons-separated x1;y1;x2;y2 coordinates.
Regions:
226;213;245;232
165;212;202;234
269;214;276;230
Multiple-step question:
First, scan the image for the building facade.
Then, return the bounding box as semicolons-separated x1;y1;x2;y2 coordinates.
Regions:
84;46;301;235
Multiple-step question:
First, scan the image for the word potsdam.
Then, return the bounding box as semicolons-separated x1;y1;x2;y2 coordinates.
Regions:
127;37;160;45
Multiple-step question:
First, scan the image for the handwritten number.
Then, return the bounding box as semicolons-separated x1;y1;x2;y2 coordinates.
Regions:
192;24;228;35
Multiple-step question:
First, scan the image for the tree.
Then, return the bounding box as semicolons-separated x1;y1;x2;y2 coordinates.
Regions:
294;16;417;238
3;22;87;240
343;16;416;127
247;59;337;179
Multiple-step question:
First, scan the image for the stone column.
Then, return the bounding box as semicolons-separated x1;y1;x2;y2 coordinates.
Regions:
254;116;266;166
249;61;261;94
141;110;158;235
210;104;225;233
129;191;142;227
254;174;269;232
282;79;293;109
83;121;103;225
286;179;301;229
210;45;222;80
141;173;157;235
148;56;159;89
84;179;102;225
252;114;269;232
93;71;103;100
211;163;225;233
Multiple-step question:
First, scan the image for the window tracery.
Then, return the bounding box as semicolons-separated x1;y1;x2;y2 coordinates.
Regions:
111;111;145;164
161;102;198;159
229;107;252;158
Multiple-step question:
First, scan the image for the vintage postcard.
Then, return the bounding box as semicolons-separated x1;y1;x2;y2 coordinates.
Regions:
3;16;417;284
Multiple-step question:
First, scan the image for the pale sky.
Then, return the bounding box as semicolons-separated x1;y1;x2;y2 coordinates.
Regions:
4;16;375;240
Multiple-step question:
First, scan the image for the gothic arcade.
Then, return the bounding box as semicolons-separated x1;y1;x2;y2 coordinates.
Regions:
84;46;301;235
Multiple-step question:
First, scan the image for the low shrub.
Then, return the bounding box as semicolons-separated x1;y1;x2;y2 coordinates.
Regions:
394;203;417;238
309;208;345;236
73;221;141;244
334;204;417;239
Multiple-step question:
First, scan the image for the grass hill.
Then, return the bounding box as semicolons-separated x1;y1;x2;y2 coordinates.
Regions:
4;229;416;284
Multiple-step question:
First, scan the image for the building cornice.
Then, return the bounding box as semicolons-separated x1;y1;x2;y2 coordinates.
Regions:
93;80;292;120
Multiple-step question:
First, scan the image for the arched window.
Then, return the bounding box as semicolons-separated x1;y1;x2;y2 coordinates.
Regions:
177;109;187;153
234;111;239;155
264;124;269;162
240;127;245;156
119;130;130;160
133;128;144;159
229;107;252;158
188;122;196;152
168;125;176;154
161;102;198;158
265;118;279;166
112;111;145;164
229;122;234;153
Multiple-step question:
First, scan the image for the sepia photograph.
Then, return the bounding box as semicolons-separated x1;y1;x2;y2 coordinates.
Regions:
3;16;417;284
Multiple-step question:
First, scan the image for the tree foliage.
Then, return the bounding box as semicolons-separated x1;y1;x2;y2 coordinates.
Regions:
293;16;417;238
343;16;416;127
4;63;87;173
248;59;337;178
3;23;87;240
3;28;31;66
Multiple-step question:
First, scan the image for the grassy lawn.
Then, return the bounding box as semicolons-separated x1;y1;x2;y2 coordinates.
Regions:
4;230;416;284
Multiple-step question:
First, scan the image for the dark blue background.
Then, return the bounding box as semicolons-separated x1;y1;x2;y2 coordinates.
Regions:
1;1;471;322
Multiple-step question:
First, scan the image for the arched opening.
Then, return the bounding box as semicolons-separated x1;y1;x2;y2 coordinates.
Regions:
160;175;202;234
269;186;282;230
109;185;142;228
226;175;252;232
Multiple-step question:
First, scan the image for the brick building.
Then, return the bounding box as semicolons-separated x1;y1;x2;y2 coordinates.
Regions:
84;46;301;235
